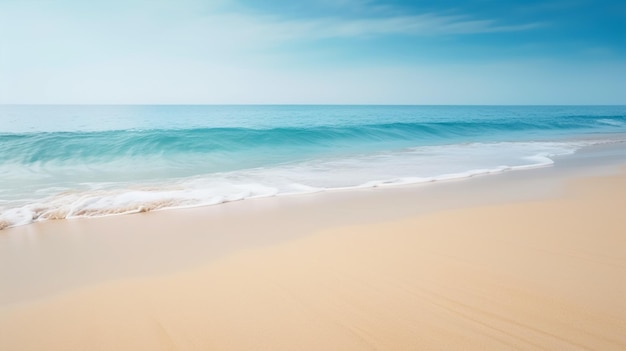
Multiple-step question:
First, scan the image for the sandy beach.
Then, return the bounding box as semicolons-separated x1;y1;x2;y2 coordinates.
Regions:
1;146;625;350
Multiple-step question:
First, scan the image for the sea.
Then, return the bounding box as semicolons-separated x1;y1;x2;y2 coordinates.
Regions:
1;105;625;229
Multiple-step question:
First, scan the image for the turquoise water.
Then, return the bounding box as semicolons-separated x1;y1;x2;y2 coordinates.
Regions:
1;105;625;228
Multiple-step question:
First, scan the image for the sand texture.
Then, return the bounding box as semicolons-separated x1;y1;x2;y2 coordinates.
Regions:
0;172;625;350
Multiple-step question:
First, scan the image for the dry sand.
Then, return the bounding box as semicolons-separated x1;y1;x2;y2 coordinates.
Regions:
0;169;625;350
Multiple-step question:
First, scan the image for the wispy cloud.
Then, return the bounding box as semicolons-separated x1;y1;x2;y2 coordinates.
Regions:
162;10;544;58
206;0;545;41
284;14;544;39
187;11;544;45
0;0;544;61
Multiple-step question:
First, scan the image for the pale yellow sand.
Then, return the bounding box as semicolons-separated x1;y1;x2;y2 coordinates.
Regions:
0;172;625;350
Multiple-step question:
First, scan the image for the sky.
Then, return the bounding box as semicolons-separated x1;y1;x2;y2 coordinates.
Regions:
0;0;625;104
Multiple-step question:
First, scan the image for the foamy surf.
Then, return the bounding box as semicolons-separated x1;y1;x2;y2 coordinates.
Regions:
0;140;599;229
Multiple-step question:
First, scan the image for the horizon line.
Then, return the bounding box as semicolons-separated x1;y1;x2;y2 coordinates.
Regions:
2;103;625;107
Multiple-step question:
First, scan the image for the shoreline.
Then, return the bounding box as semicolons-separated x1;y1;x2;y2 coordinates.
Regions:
0;148;624;349
2;133;626;231
1;140;626;306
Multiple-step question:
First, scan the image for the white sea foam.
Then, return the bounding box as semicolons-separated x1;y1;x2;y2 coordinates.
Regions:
0;140;598;229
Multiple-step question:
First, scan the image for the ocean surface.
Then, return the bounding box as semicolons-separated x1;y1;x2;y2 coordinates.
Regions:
1;105;625;229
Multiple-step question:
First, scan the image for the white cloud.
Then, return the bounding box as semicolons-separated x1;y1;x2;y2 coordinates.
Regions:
173;11;542;48
0;0;542;61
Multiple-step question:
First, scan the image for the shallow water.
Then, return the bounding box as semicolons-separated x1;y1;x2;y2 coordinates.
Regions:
1;105;625;228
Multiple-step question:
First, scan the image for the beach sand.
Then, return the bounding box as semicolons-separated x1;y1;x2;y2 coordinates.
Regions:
1;158;625;350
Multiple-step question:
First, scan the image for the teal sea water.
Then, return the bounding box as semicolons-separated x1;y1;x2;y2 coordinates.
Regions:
1;105;625;229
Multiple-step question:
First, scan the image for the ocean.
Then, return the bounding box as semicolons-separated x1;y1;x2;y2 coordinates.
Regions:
1;105;625;229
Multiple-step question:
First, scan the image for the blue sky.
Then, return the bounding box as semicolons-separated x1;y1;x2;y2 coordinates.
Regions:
0;0;624;104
